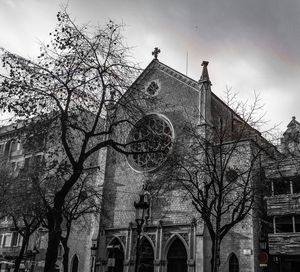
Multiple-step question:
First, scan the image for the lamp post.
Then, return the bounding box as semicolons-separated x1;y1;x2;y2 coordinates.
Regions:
91;243;98;272
134;194;149;272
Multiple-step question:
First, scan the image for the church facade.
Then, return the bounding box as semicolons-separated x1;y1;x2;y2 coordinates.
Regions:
93;57;264;272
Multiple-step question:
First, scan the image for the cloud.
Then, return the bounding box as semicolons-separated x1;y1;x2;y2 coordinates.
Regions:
3;0;17;8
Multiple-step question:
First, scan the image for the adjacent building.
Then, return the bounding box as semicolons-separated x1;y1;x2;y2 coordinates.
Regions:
0;123;98;272
266;117;300;272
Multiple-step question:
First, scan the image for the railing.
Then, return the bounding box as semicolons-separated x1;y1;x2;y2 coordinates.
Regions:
268;233;300;255
266;193;300;216
0;246;21;256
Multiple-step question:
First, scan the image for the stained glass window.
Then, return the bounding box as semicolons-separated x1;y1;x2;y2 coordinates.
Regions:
128;114;173;171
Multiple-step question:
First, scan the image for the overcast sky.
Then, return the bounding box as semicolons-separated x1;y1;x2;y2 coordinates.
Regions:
0;0;299;132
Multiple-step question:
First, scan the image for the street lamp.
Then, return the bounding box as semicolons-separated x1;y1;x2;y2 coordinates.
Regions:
91;244;98;257
91;243;98;272
134;194;149;272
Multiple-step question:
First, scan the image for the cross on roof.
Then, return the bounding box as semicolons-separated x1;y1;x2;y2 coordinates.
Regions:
152;47;161;60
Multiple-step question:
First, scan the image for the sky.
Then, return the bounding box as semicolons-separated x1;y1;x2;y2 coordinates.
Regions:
0;0;299;133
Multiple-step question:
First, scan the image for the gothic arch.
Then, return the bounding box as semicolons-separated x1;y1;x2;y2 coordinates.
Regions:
139;236;155;272
71;254;79;272
164;233;189;260
140;234;155;255
107;237;125;272
107;236;126;254
166;236;188;272
228;253;239;272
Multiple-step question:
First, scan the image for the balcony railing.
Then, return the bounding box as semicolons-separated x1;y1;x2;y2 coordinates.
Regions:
0;246;21;257
268;233;300;255
266;194;300;216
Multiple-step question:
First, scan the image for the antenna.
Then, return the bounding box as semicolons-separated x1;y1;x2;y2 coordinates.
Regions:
185;51;188;76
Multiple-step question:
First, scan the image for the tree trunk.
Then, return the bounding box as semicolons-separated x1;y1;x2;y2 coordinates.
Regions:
43;171;81;272
14;233;30;272
44;208;63;272
210;234;221;272
61;237;69;272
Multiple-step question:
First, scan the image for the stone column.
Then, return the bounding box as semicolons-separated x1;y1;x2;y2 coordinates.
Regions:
195;223;204;272
124;222;133;272
188;218;197;272
154;221;163;272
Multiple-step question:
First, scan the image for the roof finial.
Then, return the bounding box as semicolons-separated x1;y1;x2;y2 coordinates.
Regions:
152;47;161;60
292;116;296;121
199;61;211;85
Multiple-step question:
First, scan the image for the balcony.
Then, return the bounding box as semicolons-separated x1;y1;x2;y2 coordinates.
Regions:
268;233;300;255
266;194;300;216
0;246;21;259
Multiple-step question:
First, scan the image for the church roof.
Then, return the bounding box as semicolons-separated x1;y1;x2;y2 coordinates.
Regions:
133;58;200;91
287;116;300;128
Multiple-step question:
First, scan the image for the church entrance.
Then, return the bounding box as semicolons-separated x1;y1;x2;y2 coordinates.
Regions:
139;238;154;272
107;238;124;272
167;237;188;272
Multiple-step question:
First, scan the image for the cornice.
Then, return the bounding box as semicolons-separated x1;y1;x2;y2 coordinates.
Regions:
155;61;200;90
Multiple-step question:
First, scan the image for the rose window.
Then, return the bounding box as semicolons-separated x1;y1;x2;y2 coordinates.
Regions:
127;114;173;171
146;81;159;95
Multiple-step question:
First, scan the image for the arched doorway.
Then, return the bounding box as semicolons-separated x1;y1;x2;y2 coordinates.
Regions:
107;238;124;272
71;255;79;272
229;253;239;272
139;237;154;272
167;237;187;272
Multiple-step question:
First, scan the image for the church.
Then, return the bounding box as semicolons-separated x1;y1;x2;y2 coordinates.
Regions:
92;49;264;272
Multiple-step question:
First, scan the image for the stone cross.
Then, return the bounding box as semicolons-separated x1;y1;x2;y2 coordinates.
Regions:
152;47;161;59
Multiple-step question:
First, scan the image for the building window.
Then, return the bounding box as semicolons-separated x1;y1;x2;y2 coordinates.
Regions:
23;157;31;172
229;253;239;272
71;255;79;272
2;233;12;247
127;114;173;172
275;216;293;233
292;177;300;194
0;143;5;154
11;232;19;247
17;235;23;246
295;215;300;232
146;81;160;96
273;179;291;195
11;140;18;152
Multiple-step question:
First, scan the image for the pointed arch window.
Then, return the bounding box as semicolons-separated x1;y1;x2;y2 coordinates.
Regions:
71;254;79;272
229;253;239;272
167;237;187;272
107;238;124;272
139;237;154;272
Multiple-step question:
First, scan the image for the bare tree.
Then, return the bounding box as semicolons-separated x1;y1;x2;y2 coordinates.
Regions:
0;159;45;272
146;90;275;272
0;10;152;272
60;170;103;272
